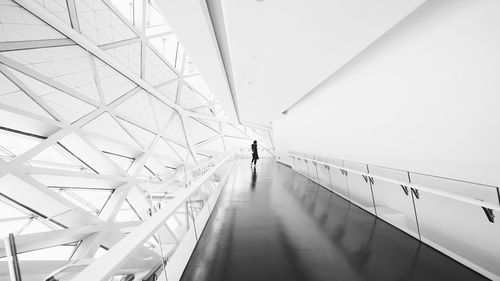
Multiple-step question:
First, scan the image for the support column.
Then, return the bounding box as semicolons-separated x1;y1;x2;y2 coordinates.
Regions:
4;233;22;281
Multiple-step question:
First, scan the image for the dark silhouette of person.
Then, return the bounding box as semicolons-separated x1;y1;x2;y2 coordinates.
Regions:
251;140;259;166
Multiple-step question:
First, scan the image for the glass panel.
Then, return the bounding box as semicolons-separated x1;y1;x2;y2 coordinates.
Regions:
192;199;210;239
306;154;317;181
410;173;499;205
369;166;419;237
108;0;134;24
326;158;350;200
0;129;41;161
301;158;309;178
311;156;322;183
5;46;101;103
166;213;187;239
17;245;75;260
163;223;197;280
343;161;375;213
293;157;301;175
414;191;500;279
76;0;136;45
209;180;223;208
289;152;500;279
295;157;307;177
0;0;65;42
315;155;333;191
104;42;141;77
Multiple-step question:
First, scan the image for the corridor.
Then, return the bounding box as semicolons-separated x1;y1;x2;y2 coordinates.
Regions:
180;159;488;281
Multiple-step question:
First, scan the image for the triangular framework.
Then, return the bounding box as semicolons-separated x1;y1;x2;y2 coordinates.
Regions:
0;0;275;280
0;71;55;120
0;0;66;42
75;0;138;45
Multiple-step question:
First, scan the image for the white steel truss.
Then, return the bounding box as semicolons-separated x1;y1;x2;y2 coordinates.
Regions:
0;0;274;280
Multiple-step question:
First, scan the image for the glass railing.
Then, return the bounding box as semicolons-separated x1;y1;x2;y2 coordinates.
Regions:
1;152;237;281
61;152;236;281
287;151;500;280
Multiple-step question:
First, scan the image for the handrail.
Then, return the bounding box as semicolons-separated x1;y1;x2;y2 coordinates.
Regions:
289;153;500;212
70;151;236;281
292;151;499;189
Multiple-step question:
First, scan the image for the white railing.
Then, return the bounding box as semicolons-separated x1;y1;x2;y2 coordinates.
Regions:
66;152;236;281
286;152;500;281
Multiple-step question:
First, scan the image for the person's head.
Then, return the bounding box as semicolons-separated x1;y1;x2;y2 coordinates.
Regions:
253;140;257;145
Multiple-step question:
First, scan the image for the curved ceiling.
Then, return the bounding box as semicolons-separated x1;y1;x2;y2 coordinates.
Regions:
158;0;426;126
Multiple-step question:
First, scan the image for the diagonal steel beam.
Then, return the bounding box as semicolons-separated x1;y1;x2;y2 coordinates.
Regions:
0;38;74;52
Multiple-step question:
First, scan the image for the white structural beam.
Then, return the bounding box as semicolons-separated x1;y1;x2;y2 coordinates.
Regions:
0;54;100;107
154;0;238;122
0;260;68;280
0;166;159;263
101;0;142;38
0;38;74;52
0;167;139;252
1;107;110;177
0;103;63;128
123;186;150;220
0;1;274;279
0;169;99;227
180;114;199;164
99;37;142;50
71;232;107;259
70;153;234;281
0;64;65;121
60;133;125;175
50;256;158;280
12;0;187;116
0;225;103;257
98;184;134;222
9;0;251;168
66;0;81;32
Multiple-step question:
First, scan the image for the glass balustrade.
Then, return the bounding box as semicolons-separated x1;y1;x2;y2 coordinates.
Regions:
288;152;500;280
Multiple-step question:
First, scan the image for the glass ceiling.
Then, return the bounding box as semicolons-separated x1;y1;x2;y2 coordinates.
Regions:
0;0;274;279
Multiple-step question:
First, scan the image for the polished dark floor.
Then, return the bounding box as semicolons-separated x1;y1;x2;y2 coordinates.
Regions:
180;159;488;281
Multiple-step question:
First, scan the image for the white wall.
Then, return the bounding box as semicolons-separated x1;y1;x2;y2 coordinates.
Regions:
273;0;500;187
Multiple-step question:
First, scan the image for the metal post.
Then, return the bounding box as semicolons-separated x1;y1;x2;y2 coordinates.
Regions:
366;165;378;216
4;233;22;281
188;197;198;240
313;156;320;184
407;172;422;240
342;161;351;200
327;165;334;192
304;159;311;178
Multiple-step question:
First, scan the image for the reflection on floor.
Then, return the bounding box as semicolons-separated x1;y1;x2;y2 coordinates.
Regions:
180;159;488;281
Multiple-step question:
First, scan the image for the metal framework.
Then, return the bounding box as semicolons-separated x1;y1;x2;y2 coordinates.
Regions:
0;0;273;280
